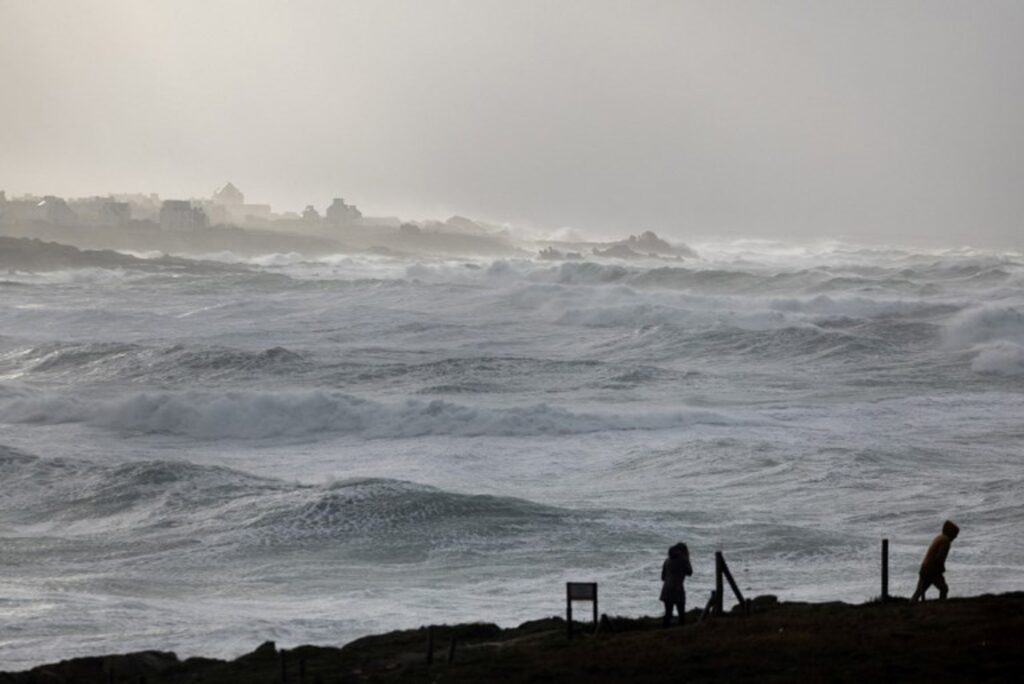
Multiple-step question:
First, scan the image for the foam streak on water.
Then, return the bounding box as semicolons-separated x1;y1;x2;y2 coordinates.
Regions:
1;241;1022;669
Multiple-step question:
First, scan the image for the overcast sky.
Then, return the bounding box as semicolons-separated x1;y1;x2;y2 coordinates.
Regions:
2;0;1022;245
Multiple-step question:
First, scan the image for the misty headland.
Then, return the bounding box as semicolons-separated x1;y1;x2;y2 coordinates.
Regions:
0;184;702;262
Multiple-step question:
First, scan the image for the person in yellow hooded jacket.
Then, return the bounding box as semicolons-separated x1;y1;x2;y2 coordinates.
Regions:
910;520;959;601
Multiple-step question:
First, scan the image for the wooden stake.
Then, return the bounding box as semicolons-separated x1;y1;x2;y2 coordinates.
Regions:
715;552;725;615
882;538;890;602
719;554;745;605
566;588;574;639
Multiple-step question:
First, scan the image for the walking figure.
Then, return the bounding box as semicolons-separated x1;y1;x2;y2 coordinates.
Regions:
910;520;959;601
660;543;693;626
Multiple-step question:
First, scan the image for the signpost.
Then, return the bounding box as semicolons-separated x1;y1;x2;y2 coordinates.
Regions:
566;582;598;638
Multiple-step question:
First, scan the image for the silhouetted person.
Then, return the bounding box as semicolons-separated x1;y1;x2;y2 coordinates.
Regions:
660;543;693;626
910;520;960;601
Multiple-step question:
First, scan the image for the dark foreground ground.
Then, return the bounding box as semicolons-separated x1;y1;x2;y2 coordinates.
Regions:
3;593;1022;683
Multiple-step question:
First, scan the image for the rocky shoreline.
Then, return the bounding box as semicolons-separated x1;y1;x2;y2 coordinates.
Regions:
2;592;1021;683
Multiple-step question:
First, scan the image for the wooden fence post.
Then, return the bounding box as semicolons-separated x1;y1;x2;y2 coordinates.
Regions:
714;551;725;615
566;585;573;639
719;554;746;607
881;538;889;602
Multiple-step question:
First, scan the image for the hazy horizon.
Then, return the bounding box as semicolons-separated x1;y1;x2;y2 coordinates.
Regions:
2;0;1023;247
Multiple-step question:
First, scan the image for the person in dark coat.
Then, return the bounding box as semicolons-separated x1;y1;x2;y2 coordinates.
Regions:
911;520;960;601
660;542;693;626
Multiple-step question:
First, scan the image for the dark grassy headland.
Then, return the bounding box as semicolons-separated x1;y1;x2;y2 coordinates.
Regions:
3;593;1021;683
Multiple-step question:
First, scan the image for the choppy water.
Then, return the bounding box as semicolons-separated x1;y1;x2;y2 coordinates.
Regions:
1;240;1022;669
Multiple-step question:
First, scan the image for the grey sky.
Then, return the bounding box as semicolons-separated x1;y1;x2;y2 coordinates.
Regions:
2;0;1022;245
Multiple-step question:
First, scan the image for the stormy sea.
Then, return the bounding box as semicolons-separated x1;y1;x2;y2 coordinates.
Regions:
1;241;1022;669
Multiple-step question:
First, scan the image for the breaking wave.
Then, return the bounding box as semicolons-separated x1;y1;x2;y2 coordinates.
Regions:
943;305;1024;348
942;305;1024;376
0;342;307;382
528;258;1018;295
970;342;1024;376
0;389;749;439
0;446;667;560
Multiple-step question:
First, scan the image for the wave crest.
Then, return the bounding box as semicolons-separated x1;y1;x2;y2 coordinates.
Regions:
0;389;746;439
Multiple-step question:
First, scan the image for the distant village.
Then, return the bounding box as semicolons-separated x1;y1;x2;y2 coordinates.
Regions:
0;182;387;234
0;183;696;260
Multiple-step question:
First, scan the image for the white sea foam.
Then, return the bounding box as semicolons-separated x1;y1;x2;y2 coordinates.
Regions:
943;304;1024;347
969;341;1024;376
940;304;1024;375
